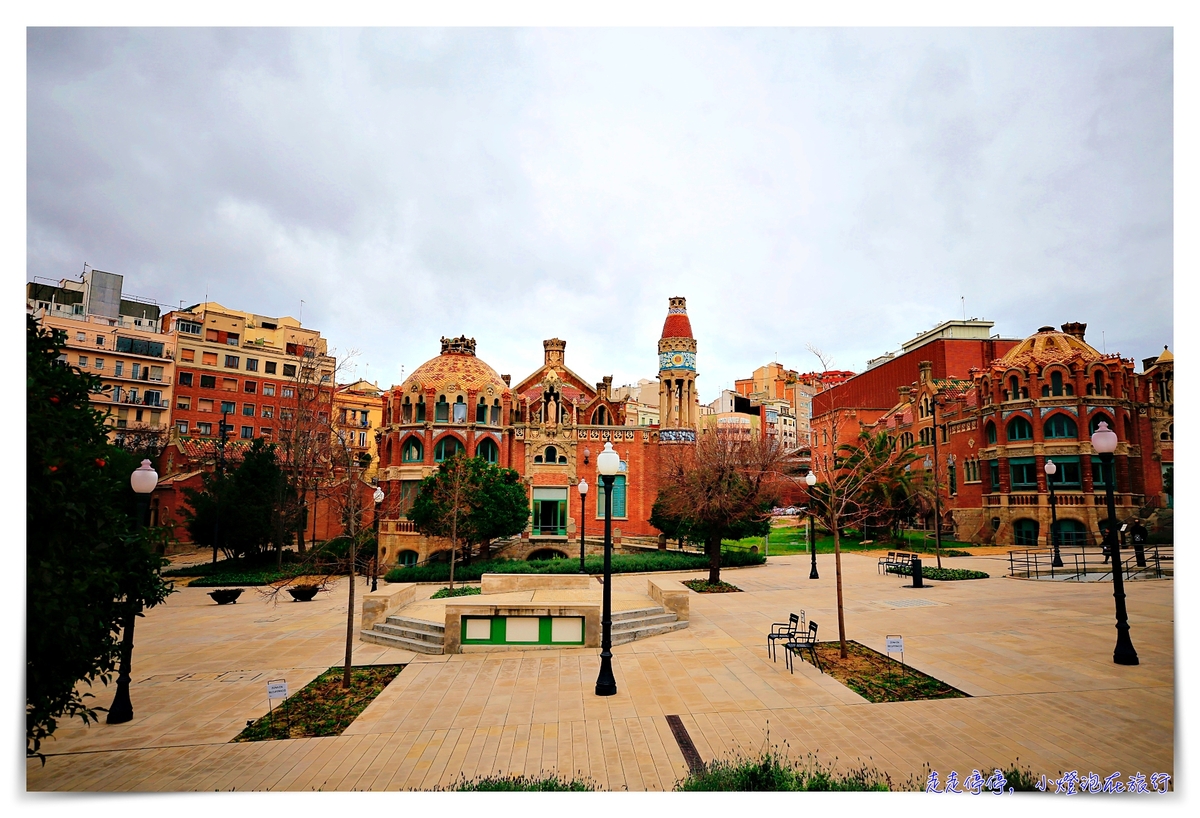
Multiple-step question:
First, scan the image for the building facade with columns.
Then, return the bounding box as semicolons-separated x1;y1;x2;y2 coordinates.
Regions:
373;297;702;568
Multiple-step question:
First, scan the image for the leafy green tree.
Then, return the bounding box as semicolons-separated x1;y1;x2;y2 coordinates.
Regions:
182;438;291;562
655;431;785;585
26;316;173;759
409;455;529;589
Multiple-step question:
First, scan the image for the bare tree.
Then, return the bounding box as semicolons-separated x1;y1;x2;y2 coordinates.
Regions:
655;429;790;585
807;346;920;658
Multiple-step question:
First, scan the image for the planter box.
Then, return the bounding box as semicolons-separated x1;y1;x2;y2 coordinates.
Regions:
208;588;243;605
287;586;320;602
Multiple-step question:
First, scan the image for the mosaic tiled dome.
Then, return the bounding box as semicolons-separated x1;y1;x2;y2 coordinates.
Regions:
999;324;1103;369
399;336;509;397
661;296;694;339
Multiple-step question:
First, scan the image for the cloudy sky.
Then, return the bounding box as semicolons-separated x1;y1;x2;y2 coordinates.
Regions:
27;27;1173;400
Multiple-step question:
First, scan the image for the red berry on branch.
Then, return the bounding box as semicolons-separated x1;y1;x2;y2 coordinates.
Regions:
49;465;58;473
49;396;60;404
95;459;106;468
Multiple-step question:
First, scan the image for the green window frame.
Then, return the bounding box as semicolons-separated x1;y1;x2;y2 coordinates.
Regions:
402;438;424;463
1007;415;1033;441
476;438;499;464
1048;456;1081;488
435;396;449;423
1091;459;1114;490
461;616;585;646
985;421;997;444
435;437;463;462
1009;457;1037;490
595;475;627;519
1013;518;1039;546
1044;413;1077;439
1089;413;1113;436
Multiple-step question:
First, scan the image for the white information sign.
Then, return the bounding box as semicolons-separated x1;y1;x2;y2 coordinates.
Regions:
886;636;904;653
267;680;288;700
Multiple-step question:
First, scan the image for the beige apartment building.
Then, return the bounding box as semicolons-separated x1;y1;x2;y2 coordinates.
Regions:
610;378;661;426
27;269;175;451
333;379;385;480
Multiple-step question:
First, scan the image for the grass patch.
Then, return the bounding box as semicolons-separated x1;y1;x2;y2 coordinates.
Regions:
430;585;482;599
798;641;968;703
439;773;597;791
725;525;974;557
887;565;990;581
675;746;910;791
232;664;404;741
682;579;743;593
189;570;306;587
384;549;764;584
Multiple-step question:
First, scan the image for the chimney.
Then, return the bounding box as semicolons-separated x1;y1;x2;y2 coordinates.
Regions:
898;385;914;401
1061;322;1087;342
918;360;932;384
543;338;566;366
501;374;511;386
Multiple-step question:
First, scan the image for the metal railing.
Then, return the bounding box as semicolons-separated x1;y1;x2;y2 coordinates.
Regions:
1009;543;1173;581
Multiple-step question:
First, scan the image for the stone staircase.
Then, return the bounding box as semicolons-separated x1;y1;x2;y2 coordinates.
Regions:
611;605;688;645
360;615;445;654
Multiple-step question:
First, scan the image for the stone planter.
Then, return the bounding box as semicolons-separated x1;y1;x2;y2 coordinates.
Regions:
287;585;320;602
208;588;243;605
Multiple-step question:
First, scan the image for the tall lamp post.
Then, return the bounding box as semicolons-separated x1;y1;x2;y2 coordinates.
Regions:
805;471;818;579
1045;459;1063;568
594;442;620;696
577;479;589;574
1092;421;1138;666
925;398;945;569
107;459;158;724
371;487;384;592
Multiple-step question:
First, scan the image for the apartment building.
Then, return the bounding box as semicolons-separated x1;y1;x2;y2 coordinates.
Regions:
160;303;335;443
27;269;174;450
610;378;661;426
333;379;385;480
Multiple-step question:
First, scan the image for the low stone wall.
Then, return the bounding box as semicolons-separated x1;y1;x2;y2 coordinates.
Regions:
479;573;595;594
647;578;689;622
443;600;601;654
359;583;418;631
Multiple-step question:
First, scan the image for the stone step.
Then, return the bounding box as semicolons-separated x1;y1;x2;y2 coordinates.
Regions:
611;606;666;622
612;620;689;646
384;615;445;635
613;612;679;631
373;623;446;644
360;629;444;654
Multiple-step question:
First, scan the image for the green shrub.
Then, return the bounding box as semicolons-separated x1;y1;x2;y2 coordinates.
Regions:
189;569;305;587
675;749;901;791
429;586;482;599
442;773;596;791
887;565;989;580
383;549;765;584
163;551;302;578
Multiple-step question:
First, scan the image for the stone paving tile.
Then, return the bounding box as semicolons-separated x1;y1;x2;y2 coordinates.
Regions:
26;552;1174;791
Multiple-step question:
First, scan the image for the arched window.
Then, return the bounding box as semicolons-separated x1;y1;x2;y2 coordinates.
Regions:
1044;413;1077;439
900;431;913;449
435;395;449;422
1092;370;1104;396
402;437;424;463
543;445;558;463
490;399;501;426
592;406;608;425
1089;412;1113;436
452;395;468;423
1007;415;1033;441
434;436;462;461
1009;376;1020;399
402;396;413;423
476;438;499;464
1050;370;1064;397
1013;519;1039;546
397;550;419;567
476;398;487;424
1054;519;1088;547
985;421;997;445
415;397;426;422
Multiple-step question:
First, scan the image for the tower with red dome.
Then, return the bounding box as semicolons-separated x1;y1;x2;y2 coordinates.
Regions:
657;296;699;437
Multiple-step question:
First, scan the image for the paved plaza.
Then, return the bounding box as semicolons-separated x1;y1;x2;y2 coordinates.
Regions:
26;550;1173;791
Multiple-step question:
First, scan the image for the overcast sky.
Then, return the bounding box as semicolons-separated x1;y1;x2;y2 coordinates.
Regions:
27;27;1173;401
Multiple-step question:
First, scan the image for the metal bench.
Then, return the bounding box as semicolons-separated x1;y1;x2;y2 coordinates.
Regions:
877;551;898;574
767;611;804;662
784;621;822;674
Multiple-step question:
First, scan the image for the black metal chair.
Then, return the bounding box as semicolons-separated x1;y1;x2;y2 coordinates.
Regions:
877;551;897;574
784;621;822;674
768;612;804;661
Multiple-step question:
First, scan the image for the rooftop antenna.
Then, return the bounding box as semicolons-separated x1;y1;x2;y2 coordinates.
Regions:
1102;331;1106;353
299;299;304;325
961;296;966;320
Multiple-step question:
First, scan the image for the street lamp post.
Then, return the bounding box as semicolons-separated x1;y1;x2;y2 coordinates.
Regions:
577;479;589;574
927;398;944;569
594;443;620;696
372;487;385;592
1045;459;1063;568
107;459;158;725
1092;421;1138;666
805;471;818;580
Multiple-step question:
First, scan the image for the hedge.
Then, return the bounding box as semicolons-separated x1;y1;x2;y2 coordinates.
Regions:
887;565;989;581
383;549;765;584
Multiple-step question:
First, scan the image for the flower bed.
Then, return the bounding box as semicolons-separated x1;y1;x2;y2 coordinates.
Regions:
430;586;482;599
233;664;404;741
798;641;968;703
887;565;989;580
682;579;743;593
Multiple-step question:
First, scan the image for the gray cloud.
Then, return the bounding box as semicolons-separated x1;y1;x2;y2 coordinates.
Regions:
27;27;1172;395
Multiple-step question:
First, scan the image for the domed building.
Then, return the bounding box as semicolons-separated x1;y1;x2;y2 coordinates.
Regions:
967;322;1152;547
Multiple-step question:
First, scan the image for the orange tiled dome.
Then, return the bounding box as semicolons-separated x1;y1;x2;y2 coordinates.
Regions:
399;336;509;397
999;325;1103;369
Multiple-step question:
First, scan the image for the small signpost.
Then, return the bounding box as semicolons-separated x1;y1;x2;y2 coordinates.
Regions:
885;635;905;666
267;678;290;734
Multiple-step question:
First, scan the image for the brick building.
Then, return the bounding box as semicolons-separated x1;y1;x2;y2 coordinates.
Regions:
333;379;385;480
374;297;702;568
